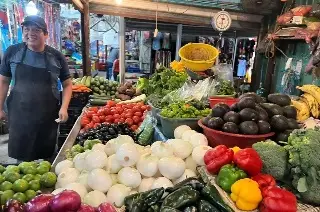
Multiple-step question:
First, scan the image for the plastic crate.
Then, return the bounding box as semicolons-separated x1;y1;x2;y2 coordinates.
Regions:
69;92;90;107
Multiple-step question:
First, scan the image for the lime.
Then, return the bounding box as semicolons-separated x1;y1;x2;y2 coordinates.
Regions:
18;162;31;170
39;161;51;169
25;190;37;201
0;175;5;184
0;181;13;191
22;174;34;182
40;172;57;188
29;180;41;191
21;166;37;175
0;190;14;205
34;174;41;181
12;192;27;203
12;179;29;192
29;162;38;168
3;171;20;183
6;165;20;173
36;165;50;175
0;165;5;173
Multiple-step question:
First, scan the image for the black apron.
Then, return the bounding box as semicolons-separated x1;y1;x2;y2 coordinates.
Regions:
7;46;59;161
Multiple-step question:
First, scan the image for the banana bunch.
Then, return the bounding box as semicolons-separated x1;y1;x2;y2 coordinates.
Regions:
291;99;310;122
301;93;319;118
297;85;320;104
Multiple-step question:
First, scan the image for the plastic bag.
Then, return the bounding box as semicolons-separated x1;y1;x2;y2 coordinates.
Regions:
291;6;312;16
213;63;234;85
277;12;293;24
136;112;157;146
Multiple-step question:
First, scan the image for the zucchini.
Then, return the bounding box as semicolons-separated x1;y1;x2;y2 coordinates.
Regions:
89;99;107;106
81;76;87;85
85;76;91;87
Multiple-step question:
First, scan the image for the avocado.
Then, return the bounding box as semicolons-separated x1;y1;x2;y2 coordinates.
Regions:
223;111;240;124
257;120;271;134
275;130;292;143
270;115;288;132
207;117;224;130
239;108;259;122
283;105;297;119
230;103;239;112
202;116;211;127
260;103;284;117
255;105;269;121
222;122;239;134
237;97;256;110
215;103;230;113
239;92;264;103
287;118;299;130
239;121;259;135
267;93;291;106
211;106;227;118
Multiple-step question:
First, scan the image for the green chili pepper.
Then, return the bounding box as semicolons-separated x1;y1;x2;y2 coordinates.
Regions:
162;185;200;209
201;184;234;212
198;200;220;212
216;164;247;193
166;177;205;193
183;206;198;212
160;206;181;212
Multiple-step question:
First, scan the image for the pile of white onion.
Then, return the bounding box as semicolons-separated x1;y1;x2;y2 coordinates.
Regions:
53;126;212;208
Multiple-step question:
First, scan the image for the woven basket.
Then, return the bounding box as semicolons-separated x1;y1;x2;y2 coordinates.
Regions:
197;166;320;212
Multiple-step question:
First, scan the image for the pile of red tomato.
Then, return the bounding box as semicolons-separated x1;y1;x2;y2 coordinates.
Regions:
80;101;151;131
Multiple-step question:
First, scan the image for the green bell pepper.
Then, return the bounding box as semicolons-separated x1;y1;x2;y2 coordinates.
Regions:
162;185;200;209
216;164;247;193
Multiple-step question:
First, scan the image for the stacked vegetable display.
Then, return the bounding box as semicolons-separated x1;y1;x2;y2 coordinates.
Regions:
116;81;141;101
160;102;211;119
203;145;298;211
0;161;56;205
53;125;217;209
202;93;300;143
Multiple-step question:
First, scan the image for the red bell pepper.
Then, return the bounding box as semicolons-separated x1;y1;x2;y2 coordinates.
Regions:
252;173;276;190
233;148;263;176
260;186;297;212
204;145;234;174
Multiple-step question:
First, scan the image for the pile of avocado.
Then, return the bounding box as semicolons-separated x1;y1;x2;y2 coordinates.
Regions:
202;93;299;142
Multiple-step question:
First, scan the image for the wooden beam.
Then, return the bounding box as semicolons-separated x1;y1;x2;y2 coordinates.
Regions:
72;0;83;12
90;0;263;23
81;0;91;76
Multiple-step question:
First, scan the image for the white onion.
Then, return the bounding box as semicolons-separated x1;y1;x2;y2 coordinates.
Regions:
87;168;112;193
135;144;151;155
181;130;197;142
129;190;138;195
192;145;212;166
136;153;159;177
106;184;131;207
84;190;107;207
158;156;186;180
65;182;88;200
113;135;135;152
151;177;173;189
189;133;208;148
73;152;89;172
57;168;80;187
85;150;108;171
52;188;65;195
173;169;197;185
167;139;193;159
185;155;198;173
105;154;122;174
92;143;106;152
116;143;139;167
76;171;91;191
138;177;155;192
151;141;173;158
174;125;191;139
104;139;116;156
110;174;118;185
55;160;73;175
118;167;141;188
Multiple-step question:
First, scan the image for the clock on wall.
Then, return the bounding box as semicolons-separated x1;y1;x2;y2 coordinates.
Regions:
212;10;232;32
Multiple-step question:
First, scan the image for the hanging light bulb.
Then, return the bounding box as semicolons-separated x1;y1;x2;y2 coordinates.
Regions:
26;1;38;16
115;0;122;5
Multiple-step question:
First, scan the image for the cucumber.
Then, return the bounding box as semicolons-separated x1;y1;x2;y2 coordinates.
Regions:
89;99;107;106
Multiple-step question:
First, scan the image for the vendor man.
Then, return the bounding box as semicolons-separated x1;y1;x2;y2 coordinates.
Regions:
0;16;72;161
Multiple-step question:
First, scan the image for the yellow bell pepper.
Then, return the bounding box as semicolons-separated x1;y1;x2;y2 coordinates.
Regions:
230;178;262;211
231;146;241;154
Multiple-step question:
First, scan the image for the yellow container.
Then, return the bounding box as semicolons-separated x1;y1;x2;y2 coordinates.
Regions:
179;43;219;72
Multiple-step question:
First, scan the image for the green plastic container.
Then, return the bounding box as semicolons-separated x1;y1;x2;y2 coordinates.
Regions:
159;115;200;138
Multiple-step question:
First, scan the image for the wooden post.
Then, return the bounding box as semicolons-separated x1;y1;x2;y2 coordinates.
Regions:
81;0;91;76
119;17;126;84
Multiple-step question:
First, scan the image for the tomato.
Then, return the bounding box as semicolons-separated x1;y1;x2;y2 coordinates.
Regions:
94;123;101;128
131;125;138;131
107;100;116;107
99;115;106;122
141;105;148;111
119;118;125;123
110;109;117;115
126;109;133;114
114;118;121;123
97;109;105;116
85;111;95;118
80;118;90;127
132;116;140;124
141;116;145;122
86;122;94;129
113;114;121;119
134;111;143;117
105;115;114;123
116;107;124;114
125;113;133;119
92;116;100;123
132;106;141;113
125;118;134;126
88;107;99;112
136;102;144;107
126;104;134;109
146;105;151;111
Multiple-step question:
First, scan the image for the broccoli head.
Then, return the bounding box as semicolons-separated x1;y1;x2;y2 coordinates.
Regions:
252;140;289;181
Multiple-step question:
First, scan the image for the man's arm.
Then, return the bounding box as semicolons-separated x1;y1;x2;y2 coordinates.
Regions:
61;79;72;110
0;47;13;118
0;76;10;112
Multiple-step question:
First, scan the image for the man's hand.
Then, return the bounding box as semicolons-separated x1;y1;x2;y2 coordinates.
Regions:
0;110;6;121
59;108;68;123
